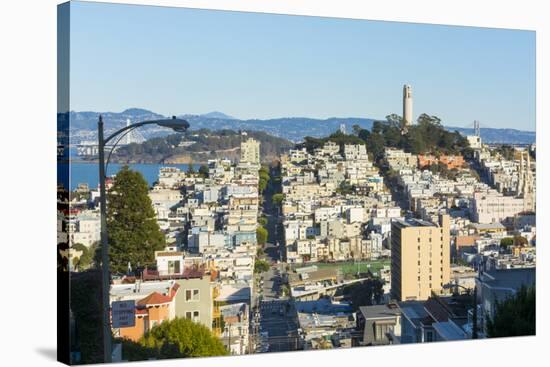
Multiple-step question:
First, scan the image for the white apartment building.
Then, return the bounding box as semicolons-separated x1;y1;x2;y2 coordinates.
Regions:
471;190;525;224
240;138;260;165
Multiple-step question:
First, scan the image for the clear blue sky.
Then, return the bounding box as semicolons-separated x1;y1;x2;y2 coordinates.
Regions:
69;1;536;130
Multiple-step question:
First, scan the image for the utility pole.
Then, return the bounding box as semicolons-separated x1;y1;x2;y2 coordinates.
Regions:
98;115;112;363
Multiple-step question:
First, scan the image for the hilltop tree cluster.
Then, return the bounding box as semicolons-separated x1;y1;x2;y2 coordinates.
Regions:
113;129;294;163
302;113;471;164
363;113;470;162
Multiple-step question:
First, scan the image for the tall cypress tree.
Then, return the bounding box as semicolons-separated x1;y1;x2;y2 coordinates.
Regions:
486;286;536;337
106;166;165;273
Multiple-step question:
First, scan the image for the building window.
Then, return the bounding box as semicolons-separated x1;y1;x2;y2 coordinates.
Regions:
193;311;200;321
185;311;192;319
185;289;200;302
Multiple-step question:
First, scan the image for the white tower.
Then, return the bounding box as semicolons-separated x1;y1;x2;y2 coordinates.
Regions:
339;123;346;134
403;84;413;126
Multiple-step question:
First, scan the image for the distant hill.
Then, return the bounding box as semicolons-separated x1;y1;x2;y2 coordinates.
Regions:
200;111;236;120
111;129;295;164
447;126;535;145
64;108;535;145
178;115;375;142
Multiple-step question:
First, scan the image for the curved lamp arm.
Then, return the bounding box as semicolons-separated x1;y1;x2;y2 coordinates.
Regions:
105;127;136;174
103;116;190;145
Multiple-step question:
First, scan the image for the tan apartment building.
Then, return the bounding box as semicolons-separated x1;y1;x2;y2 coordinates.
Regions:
391;215;450;301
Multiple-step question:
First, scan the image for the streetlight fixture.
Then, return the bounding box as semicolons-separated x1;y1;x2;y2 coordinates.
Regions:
97;115;189;363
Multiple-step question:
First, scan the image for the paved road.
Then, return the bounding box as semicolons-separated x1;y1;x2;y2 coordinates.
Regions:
258;299;300;352
254;165;300;352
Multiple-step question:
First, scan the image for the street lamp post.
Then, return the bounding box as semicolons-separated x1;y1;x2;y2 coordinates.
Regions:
97;115;189;363
97;116;110;363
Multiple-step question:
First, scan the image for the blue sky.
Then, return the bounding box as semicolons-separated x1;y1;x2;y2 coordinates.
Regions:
69;1;536;130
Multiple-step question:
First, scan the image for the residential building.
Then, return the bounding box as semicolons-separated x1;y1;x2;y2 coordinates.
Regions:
470;190;525;224
240;138;260;165
357;303;402;346
391;215;451;301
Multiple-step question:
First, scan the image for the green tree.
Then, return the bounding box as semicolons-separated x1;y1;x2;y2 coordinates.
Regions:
258;178;268;193
254;259;270;273
357;128;371;142
72;243;93;270
344;278;385;310
280;283;290;297
500;237;514;250
187;161;195;174
385;114;403;129
486;286;535;338
301;136;326;153
272;193;284;206
513;235;528;247
256;226;268;245
198;164;209;178
365;132;386;162
106;166;165;273
132;317;227;360
258;216;268;226
417;113;442;126
258;166;270;194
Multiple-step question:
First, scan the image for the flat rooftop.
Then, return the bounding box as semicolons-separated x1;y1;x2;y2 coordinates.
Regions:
110;280;175;300
392;218;437;228
358;303;401;320
288;268;339;287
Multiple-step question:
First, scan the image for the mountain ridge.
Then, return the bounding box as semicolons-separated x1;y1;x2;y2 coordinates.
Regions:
63;109;535;145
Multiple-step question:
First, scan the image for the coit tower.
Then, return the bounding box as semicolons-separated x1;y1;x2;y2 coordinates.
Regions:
403;84;413;125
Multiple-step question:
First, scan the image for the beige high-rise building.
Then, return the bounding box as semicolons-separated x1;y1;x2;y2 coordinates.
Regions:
240;138;260;165
390;214;450;301
403;84;413;126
